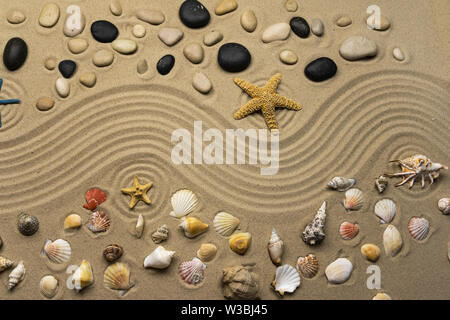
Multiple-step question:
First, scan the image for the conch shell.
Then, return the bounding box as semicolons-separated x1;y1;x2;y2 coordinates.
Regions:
301;201;327;245
179;217;208;238
8;261;26;290
144;246;175;269
267;228;284;265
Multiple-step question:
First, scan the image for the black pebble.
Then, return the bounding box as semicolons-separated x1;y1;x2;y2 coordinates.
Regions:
91;20;119;43
290;17;310;38
58;60;77;79
157;55;175;75
3;37;28;71
304;57;337;82
218;43;251;73
179;0;210;29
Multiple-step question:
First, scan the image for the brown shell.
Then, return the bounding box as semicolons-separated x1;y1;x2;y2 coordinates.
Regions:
17;213;39;236
88;211;111;233
83;188;107;211
103;244;123;262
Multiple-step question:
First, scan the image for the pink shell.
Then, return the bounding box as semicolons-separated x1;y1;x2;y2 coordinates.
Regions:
408;217;429;241
179;258;206;285
88;211;111;233
339;221;360;240
83;188;107;211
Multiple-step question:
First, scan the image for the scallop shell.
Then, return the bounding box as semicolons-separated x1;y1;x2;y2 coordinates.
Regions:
144;246;175;269
8;261;26;290
135;214;144;238
151;224;169;243
271;264;301;296
42;239;72;264
88;211;111;233
373;293;392;300
72;260;94;291
383;225;403;257
327;177;356;192
0;256;14;272
268;228;284;265
179;257;206;286
104;262;134;296
103;244;124;262
229;232;252;255
17;212;39;236
40;275;58;299
222;265;260;300
325;258;353;284
342;188;363;211
408;217;430;241
296;254;319;279
375;175;388;193
64;214;82;230
438;198;450;215
169;189;198;218
374;199;396;223
213;212;240;236
179;217;208;238
339;221;360;240
197;243;217;262
83;188;107;211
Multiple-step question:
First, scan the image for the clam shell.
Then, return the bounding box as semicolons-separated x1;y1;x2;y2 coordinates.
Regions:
135;214;144;238
144;246;175;269
83;188;107;211
42;239;72;264
8;261;26;290
327;177;356;192
170;189;198;218
360;243;381;262
0;256;14;272
151;224;169;243
229;232;251;255
72;260;94;291
17;213;39;236
179;257;206;286
213;212;240;236
104;262;134;296
373;293;392;300
179;217;208;238
64;214;82;230
374;199;396;223
342;188;363;211
375;175;388;193
438;198;450;215
40;275;58;299
88;211;111;233
339;221;359;240
271;264;300;296
296;254;319;279
197;243;217;262
383;225;403;257
325;258;353;284
103;244;123;262
222;265;259;300
408;217;429;241
268;228;284;265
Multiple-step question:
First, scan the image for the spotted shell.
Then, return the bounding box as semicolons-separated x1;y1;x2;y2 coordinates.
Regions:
83;188;107;211
271;264;301;296
170;189;198;218
213;212;240;237
17;213;39;236
296;254;319;279
40;275;59;299
339;221;359;240
88;211;111;233
42;239;72;264
229;232;251;255
342;188;363;211
103;244;124;262
374;199;396;224
408;217;430;241
151;224;169;243
179;257;206;286
104;262;134;296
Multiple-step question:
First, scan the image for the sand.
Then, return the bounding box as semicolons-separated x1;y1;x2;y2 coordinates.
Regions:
0;0;449;300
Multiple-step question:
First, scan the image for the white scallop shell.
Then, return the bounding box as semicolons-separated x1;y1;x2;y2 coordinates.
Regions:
144;246;175;269
325;258;353;284
213;212;240;236
40;275;58;299
42;239;72;264
179;257;206;286
8;261;26;290
408;217;429;241
268;228;284;265
327;177;356;192
374;199;396;223
438;198;450;215
271;264;300;296
342;188;363;211
169;189;198;218
383;225;403;257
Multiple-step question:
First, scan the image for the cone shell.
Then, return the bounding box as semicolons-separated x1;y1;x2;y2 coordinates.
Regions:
72;260;94;291
0;256;14;272
375;175;388;193
40;275;58;299
213;212;240;237
197;243;217;262
271;265;300;296
267;228;284;265
103;244;123;262
179;217;208;238
374;199;396;223
408;217;430;241
383;225;403;257
342;188;363;211
325;258;353;284
17;213;39;236
438;198;450;215
88;211;111;233
42;239;72;264
296;254;319;279
104;262;134;295
170;189;198;218
222;265;259;300
373;293;392;300
83;188;107;211
179;257;206;286
339;221;359;240
135;214;144;238
229;232;251;255
327;177;356;192
151;224;169;243
144;246;175;269
361;243;381;262
64;214;82;230
8;261;26;290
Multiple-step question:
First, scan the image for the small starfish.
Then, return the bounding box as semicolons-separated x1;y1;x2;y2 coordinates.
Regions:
233;73;302;131
121;176;153;209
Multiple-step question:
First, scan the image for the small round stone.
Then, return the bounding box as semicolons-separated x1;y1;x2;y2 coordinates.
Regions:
132;24;146;38
215;0;238;16
179;0;210;29
240;10;257;33
393;48;405;61
311;18;324;36
58;60;77;78
79;72;97;88
339;36;377;61
304;57;337;82
183;43;204;64
39;3;60;28
67;38;89;54
91;20;119;43
192;72;212;94
112;39;137;54
137;59;148;74
93;50;114;67
3;37;28;71
55;78;70;98
137;9;165;25
110;0;123;16
203;30;223;46
290;17;310;38
218;43;251;73
158;27;184;47
157;54;175;75
336;16;352;27
36;97;55;111
7;10;26;24
361;243;381;262
262;23;291;43
285;0;298;12
279;50;298;65
45;57;57;70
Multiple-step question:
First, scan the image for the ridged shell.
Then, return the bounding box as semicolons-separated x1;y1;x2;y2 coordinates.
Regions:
374;199;396;223
383;225;403;257
197;243;217;262
104;262;134;296
151;224;169;243
179;217;208;238
83;188;107;211
339;221;359;240
373;293;392;300
222;265;259;300
17;213;39;236
229;232;251;255
179;257;206;286
103;244;123;262
64;214;82;230
375;175;388;193
408;217;430;241
135;214;144;238
144;246;175;269
213;212;240;236
267;228;284;265
42;239;72;264
296;254;319;279
327;177;356;191
40;275;58;299
88;211;111;233
0;256;14;272
8;261;26;290
271;265;301;296
170;189;198;218
325;258;353;284
438;198;450;215
342;188;363;211
72;260;94;291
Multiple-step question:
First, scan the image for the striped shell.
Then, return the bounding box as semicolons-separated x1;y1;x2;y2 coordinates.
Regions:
213;212;240;237
383;225;403;257
83;188;107;211
271;265;301;296
374;199;396;223
339;221;359;240
17;213;39;236
170;189;198;218
179;257;206;286
151;224;169;243
42;239;72;264
408;217;430;241
40;275;58;299
342;188;363;211
104;262;134;296
296;254;319;279
8;261;26;290
438;198;450;215
103;244;123;262
267;228;284;265
88;211;111;233
327;177;356;192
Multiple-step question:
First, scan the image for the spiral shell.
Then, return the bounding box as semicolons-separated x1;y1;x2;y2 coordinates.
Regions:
222;265;259;300
104;262;134;296
72;260;94;291
83;188;107;211
229;232;252;255
40;275;58;299
179;217;208;238
438;198;450;215
339;221;360;240
296;254;319;279
103;244;124;262
8;261;26;290
179;257;206;286
197;243;217;262
271;264;301;296
17;213;39;236
267;228;284;265
144;246;175;269
301;201;327;245
151;224;169;244
325;258;353;284
213;212;240;237
327;177;356;192
135;214;144;238
42;239;72;264
88;211;111;233
383;225;403;257
170;189;198;218
374;199;396;224
0;256;14;272
64;214;82;230
408;217;430;241
342;188;363;211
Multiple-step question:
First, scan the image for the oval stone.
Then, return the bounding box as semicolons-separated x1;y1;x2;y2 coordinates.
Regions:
262;23;290;43
192;72;212;94
290;17;310;38
285;0;298;12
79;72;97;87
58;60;77;78
112;39;137;54
215;0;238;16
91;20;119;43
179;0;210;29
55;77;70;98
68;38;89;54
240;10;257;33
157;54;175;75
36;97;55;111
203;30;223;46
132;24;146;38
137;59;148;74
39;3;60;27
304;57;337;82
218;43;251;73
7;10;26;24
110;0;123;16
311;18;324;36
393;48;405;61
279;50;298;65
183;43;204;64
336;16;352;27
137;10;165;25
45;57;57;70
158;28;184;47
93;50;114;67
3;37;28;71
339;36;377;61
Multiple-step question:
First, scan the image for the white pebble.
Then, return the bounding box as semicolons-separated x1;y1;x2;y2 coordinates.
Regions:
262;23;291;43
192;72;212;94
112;39;137;54
339;36;378;61
393;48;405;61
132;24;146;38
56;77;70;98
158;27;184;46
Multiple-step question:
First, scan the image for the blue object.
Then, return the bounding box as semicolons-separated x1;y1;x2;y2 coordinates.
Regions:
0;78;21;129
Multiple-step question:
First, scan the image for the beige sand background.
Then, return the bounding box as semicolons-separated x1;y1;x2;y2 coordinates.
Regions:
0;0;449;299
